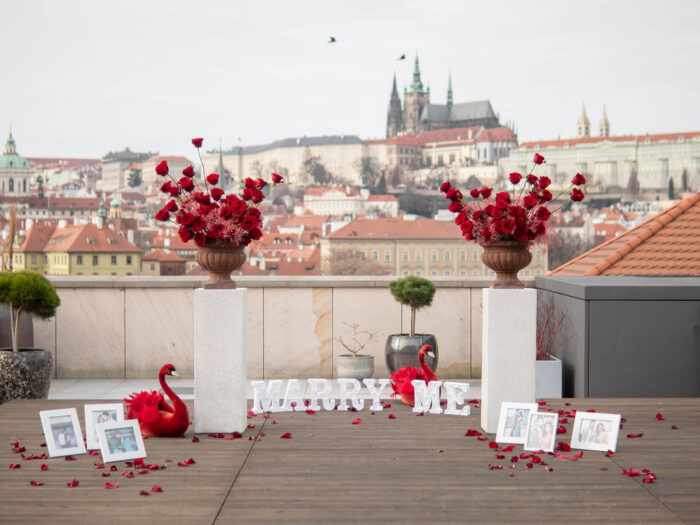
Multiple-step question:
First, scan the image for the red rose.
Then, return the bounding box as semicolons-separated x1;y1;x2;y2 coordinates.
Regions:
533;153;546;165
193;192;211;205
155;209;170;221
255;178;267;190
182;165;195;178
495;218;516;234
219;206;233;219
523;195;537;209
191;138;204;148
539;189;553;202
194;233;206;247
536;207;551;221
448;200;463;213
177;212;194;226
250;189;264;204
160;181;173;194
240;216;257;231
572;173;586;185
178;177;195;192
509;172;522;185
165;199;178;212
535;222;547;236
440;181;452;193
209;223;226;239
155;160;169;176
496;192;511;204
178;227;193;243
470;188;480;199
570;188;585;202
480;187;493;199
454;211;467;225
538;176;551;189
485;204;502;219
482;226;493;242
206;173;219;185
460;220;474;234
168;185;181;197
472;210;484;222
244;177;256;189
250;228;263;240
526;174;538;185
191;216;206;231
514;227;529;242
247;207;261;218
210;187;224;201
508;205;526;217
271;173;283;184
230;199;247;216
445;187;462;201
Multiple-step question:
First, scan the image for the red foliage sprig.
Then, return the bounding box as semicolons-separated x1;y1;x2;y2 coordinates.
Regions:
154;138;284;247
440;153;585;246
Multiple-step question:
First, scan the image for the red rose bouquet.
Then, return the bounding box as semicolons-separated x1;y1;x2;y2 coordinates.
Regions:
440;153;585;246
154;138;283;247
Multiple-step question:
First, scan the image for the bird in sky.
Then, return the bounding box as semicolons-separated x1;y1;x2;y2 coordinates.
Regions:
398;53;406;60
328;36;336;43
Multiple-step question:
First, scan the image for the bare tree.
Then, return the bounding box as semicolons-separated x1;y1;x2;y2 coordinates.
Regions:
547;231;595;270
537;295;573;360
324;249;391;276
334;322;378;357
354;156;384;192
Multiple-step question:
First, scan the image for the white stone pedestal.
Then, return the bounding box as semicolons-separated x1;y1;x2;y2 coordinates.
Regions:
194;288;247;433
481;288;536;433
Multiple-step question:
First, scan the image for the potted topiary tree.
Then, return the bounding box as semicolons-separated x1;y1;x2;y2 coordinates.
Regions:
0;270;60;404
385;275;437;374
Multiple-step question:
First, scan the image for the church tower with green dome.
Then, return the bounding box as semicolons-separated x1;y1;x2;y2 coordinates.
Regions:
0;129;32;196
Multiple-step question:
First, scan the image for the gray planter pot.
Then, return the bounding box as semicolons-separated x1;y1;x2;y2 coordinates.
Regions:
385;334;438;374
335;354;374;380
0;348;53;404
535;356;562;399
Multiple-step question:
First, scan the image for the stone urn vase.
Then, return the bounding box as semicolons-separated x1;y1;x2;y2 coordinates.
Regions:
481;240;532;289
0;348;53;404
336;355;374;380
195;242;247;289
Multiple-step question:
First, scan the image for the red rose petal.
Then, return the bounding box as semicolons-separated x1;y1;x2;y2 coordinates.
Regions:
537;401;547;406
488;442;499;449
140;490;149;496
259;432;266;437
495;454;505;460
105;482;119;489
247;424;256;429
138;470;149;475
654;412;665;421
64;455;77;461
382;402;392;408
151;485;163;493
271;420;277;424
477;436;489;441
262;413;270;419
305;409;315;415
67;479;79;488
248;436;255;441
565;402;571;406
40;463;49;471
570;451;583;461
388;414;396;420
351;419;362;425
605;450;615;457
643;477;655;484
280;433;292;439
223;435;235;440
525;463;533;469
627;433;643;438
415;412;424;416
9;463;20;469
641;469;650;474
134;458;144;466
672;425;679;430
556;425;567;434
510;456;519;463
192;436;200;443
247;410;255;417
30;480;44;486
437;449;444;454
502;444;516;452
122;471;135;478
545;467;553;472
124;461;133;467
601;467;608;471
560;418;569;424
465;429;482;437
102;473;111;477
531;457;541;464
585;409;596;413
109;465;118;471
556;442;571;452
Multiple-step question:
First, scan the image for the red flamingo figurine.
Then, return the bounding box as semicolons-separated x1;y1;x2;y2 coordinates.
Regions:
124;363;189;437
390;345;438;407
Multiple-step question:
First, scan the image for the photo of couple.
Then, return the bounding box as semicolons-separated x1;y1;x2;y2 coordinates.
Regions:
50;416;79;450
577;418;612;446
525;413;558;452
105;427;139;454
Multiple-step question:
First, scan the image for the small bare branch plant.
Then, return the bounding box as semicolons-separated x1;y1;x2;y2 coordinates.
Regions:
536;295;573;360
334;322;378;357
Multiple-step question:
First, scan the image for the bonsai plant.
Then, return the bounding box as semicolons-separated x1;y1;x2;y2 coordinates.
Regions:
0;270;60;404
385;275;437;374
334;322;378;380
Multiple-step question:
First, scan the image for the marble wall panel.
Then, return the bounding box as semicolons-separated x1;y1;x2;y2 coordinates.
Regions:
247;288;264;378
56;288;125;379
471;288;483;378
333;288;402;378
125;288;194;379
263;288;332;378
33;317;56;378
400;288;471;379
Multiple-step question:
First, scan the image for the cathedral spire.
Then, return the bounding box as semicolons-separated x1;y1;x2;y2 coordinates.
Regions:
577;104;590;138
387;73;403;138
447;72;453;107
410;55;424;93
5;127;17;155
599;105;610;137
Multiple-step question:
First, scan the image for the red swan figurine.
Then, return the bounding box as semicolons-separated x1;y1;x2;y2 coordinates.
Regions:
124;363;189;437
390;345;438;406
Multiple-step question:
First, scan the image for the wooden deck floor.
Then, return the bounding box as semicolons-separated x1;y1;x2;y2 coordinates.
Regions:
1;398;699;524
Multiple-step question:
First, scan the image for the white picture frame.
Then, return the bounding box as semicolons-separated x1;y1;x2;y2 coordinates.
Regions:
96;419;147;463
39;408;87;458
496;402;538;445
570;412;622;452
524;412;559;452
84;403;124;450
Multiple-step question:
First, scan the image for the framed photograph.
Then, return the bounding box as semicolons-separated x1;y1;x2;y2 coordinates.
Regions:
39;408;87;458
524;412;559;452
570;412;622;452
496;402;538;444
84;403;124;450
96;419;146;463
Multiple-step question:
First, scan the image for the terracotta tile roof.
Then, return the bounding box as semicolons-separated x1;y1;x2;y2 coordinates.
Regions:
19;224;57;252
28;158;101;169
386;136;423;146
419;127;483;144
520;131;700;150
19;223;141;254
475;127;517;143
0;196;101;209
145;155;191;164
304;186;360;197
550;192;700;276
594;223;628;244
142;249;186;262
367;194;398;201
328;216;462;240
151;233;196;252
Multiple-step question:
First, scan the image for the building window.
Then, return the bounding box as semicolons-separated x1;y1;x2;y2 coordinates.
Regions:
415;250;422;262
437;155;444;166
536;270;542;276
431;270;438;276
460;250;466;262
415;270;422;276
431;250;438;262
403;251;409;262
402;270;409;276
127;255;132;265
444;250;450;262
523;269;531;276
536;250;541;262
111;255;117;265
92;255;98;266
167;267;174;275
372;251;378;261
460;270;466;276
472;269;480;276
384;251;391;262
31;254;37;264
449;154;455;163
150;263;156;270
444;270;451;276
472;250;478;262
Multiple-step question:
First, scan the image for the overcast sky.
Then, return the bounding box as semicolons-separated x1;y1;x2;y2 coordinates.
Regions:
2;0;699;158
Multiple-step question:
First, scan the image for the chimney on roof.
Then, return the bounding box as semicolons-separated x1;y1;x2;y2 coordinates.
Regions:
26;218;33;231
468;129;472;139
127;229;134;244
58;219;67;229
164;238;170;248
